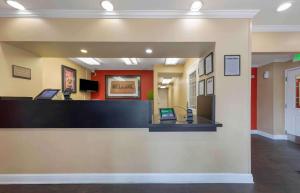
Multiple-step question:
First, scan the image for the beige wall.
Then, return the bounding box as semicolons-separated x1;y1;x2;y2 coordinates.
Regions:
0;18;251;174
41;58;91;100
0;128;246;174
252;32;300;53
0;43;43;97
257;64;274;134
257;61;300;135
0;43;91;100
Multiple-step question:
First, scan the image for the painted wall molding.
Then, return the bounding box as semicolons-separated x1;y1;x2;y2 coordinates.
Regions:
0;173;254;184
253;25;300;32
251;130;288;140
0;9;259;19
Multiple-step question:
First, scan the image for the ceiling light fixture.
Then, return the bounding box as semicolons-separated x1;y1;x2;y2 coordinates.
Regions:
165;58;180;65
80;49;88;54
162;78;173;85
122;58;138;65
190;1;203;12
277;2;293;12
145;48;153;54
159;86;167;89
101;1;114;11
130;58;138;65
77;58;100;65
6;0;26;10
122;58;132;65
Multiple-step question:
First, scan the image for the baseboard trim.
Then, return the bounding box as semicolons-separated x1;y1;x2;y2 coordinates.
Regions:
0;173;254;184
251;130;288;140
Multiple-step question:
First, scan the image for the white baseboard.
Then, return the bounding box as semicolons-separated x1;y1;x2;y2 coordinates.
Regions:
251;130;288;140
0;173;254;184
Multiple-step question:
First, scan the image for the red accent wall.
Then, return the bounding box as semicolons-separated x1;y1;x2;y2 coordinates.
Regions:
91;70;154;100
251;68;258;130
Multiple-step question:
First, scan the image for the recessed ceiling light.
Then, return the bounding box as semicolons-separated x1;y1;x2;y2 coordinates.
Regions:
122;58;132;65
159;86;167;89
145;48;153;54
277;2;293;12
130;58;138;65
6;0;26;10
101;1;114;11
165;58;180;65
162;78;173;85
190;1;203;12
122;58;138;65
80;49;88;54
77;58;100;65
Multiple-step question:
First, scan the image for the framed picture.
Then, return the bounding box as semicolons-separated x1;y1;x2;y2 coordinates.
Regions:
206;76;214;95
224;55;241;76
198;59;205;77
105;75;141;99
12;65;31;80
198;80;205;96
205;52;214;75
62;65;77;93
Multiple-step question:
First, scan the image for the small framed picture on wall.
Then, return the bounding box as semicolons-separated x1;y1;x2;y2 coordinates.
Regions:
198;80;205;96
205;52;214;75
206;76;214;95
62;65;77;93
198;59;205;77
224;55;241;76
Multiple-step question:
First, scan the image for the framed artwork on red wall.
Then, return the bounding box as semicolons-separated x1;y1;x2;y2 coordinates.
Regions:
105;75;141;99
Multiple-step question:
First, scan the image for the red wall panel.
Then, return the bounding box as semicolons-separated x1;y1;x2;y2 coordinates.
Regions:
91;70;154;100
251;68;258;130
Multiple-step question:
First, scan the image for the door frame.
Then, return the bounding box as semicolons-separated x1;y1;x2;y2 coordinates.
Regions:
285;66;300;133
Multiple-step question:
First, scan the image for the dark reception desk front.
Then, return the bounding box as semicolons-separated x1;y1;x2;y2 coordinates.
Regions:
0;100;222;132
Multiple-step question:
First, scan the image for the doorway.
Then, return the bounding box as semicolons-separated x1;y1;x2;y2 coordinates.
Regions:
285;67;300;137
158;88;169;108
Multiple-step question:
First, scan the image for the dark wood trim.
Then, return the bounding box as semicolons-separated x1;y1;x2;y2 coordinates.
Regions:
149;116;222;132
0;100;151;128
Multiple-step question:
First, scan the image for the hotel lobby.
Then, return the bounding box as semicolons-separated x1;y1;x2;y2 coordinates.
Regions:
0;0;300;193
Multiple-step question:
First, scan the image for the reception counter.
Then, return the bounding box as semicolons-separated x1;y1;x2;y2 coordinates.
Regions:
0;100;236;184
0;100;222;132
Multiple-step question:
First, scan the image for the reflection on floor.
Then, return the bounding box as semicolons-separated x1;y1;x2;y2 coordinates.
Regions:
0;135;299;193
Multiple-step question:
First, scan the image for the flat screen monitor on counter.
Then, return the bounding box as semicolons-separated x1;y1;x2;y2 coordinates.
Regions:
80;79;99;92
35;89;60;100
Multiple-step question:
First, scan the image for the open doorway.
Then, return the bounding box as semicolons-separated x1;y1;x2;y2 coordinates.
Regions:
252;53;300;142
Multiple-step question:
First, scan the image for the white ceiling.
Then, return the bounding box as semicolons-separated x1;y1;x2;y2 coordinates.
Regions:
6;42;209;70
0;0;299;25
252;53;294;67
6;42;214;58
71;58;186;70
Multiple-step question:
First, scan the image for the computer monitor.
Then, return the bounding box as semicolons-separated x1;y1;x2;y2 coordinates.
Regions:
159;108;177;121
34;89;60;100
